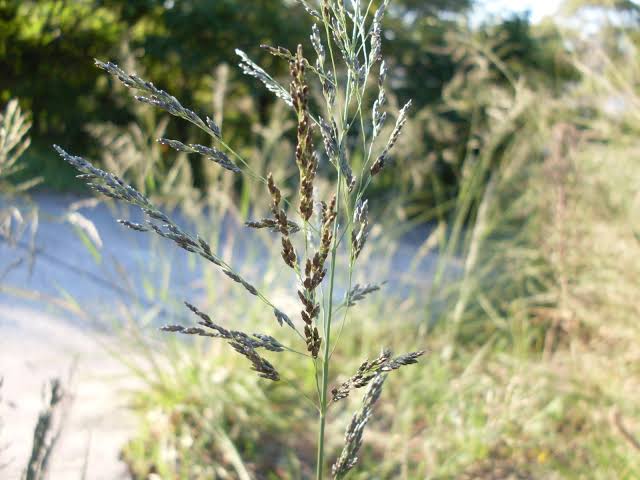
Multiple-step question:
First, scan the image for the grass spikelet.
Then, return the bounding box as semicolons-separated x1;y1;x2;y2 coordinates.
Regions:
157;138;240;173
345;283;382;307
273;308;295;330
162;302;284;381
332;374;386;479
290;45;318;222
351;199;369;260
370;100;412;177
245;218;301;234
260;44;294;61
331;349;425;402
372;62;388;140
369;1;389;65
298;0;321;20
229;342;280;382
266;173;298;269
117;219;149;232
310;24;325;69
236;49;293;107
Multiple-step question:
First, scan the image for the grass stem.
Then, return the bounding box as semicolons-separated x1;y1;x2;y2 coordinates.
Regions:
316;168;342;480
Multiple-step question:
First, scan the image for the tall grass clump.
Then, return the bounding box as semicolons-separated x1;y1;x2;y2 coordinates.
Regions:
0;99;40;280
23;379;69;480
0;99;34;191
390;21;640;477
53;0;425;477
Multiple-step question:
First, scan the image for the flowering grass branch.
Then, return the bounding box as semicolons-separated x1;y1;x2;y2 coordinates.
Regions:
54;0;423;476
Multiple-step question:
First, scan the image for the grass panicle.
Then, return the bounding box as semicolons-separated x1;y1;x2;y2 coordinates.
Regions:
331;349;424;402
54;1;424;476
43;5;640;478
370;100;412;177
162;302;283;381
345;282;382;307
331;373;386;479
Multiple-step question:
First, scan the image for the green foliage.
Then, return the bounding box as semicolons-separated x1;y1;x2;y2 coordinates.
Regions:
0;0;314;189
120;338;313;479
2;0;583;209
0;1;125;141
0;0;476;198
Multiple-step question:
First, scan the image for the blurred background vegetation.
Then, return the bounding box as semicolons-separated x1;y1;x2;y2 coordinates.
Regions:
3;0;640;478
1;0;567;201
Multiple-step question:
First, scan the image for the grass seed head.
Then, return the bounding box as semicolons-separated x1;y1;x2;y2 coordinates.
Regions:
290;45;318;222
331;349;424;402
332;374;387;479
371;100;412;177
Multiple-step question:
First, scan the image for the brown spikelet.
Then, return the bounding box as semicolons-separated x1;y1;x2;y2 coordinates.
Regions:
260;44;294;61
161;302;283;381
296;194;337;357
299;289;321;357
319;195;337;261
267;172;297;269
267;173;285;230
245;218;301;234
290;45;317;221
331;349;425;402
282;237;297;268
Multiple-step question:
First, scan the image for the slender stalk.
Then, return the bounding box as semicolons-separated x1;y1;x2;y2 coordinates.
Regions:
316;168;343;480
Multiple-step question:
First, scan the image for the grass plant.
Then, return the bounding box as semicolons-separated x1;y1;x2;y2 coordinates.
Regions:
0;99;40;281
53;1;425;477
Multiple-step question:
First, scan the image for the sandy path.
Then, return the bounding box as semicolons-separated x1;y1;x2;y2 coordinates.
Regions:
0;193;155;479
1;305;133;480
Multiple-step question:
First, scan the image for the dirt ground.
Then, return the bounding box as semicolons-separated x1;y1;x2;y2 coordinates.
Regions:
0;194;147;479
0;304;133;480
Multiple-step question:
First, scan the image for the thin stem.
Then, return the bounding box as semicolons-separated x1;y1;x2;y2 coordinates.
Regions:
283;345;313;358
316;168;343;480
313;357;323;403
329;258;354;360
281;377;320;413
